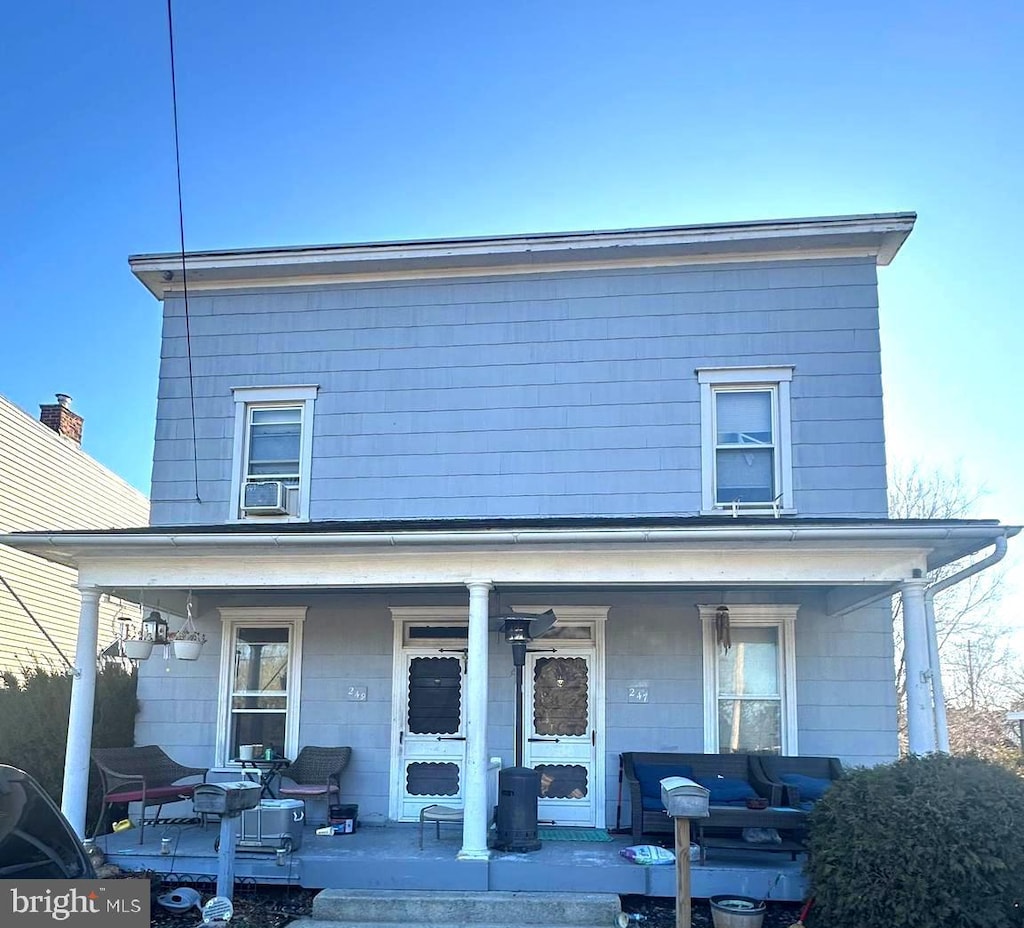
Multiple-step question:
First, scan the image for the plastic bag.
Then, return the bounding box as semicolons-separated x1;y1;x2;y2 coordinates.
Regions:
618;844;676;865
741;827;781;844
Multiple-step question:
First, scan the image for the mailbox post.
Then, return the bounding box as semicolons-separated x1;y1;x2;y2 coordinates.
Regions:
660;777;710;928
193;781;261;900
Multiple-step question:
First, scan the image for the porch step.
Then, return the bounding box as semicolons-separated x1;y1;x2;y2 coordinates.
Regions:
292;889;623;927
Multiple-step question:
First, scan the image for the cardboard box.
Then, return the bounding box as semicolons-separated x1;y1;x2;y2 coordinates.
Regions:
315;822;354;836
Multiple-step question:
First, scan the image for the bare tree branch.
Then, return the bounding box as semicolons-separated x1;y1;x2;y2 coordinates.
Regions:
888;461;1015;753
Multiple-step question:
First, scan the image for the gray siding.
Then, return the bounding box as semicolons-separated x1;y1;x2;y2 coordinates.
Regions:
150;258;886;525
134;590;897;825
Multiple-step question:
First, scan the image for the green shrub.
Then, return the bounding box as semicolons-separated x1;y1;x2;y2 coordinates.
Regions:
806;753;1024;928
0;661;138;830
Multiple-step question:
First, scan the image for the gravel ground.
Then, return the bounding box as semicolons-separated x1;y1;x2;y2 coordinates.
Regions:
151;883;316;927
116;870;808;927
622;894;807;928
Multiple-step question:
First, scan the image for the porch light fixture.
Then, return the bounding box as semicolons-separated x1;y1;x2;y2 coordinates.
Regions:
142;610;169;645
498;609;556;766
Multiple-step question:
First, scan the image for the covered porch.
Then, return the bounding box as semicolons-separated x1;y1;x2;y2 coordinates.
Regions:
2;515;1015;876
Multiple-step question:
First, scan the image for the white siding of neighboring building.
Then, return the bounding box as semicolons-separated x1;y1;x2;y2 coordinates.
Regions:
0;395;150;673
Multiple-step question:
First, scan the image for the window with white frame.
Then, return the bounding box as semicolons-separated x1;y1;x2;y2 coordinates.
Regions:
230;385;317;520
697;367;793;514
216;607;305;765
699;604;797;754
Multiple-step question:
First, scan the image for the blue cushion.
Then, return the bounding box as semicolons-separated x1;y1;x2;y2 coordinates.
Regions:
779;773;832;801
633;763;694;805
695;776;758;804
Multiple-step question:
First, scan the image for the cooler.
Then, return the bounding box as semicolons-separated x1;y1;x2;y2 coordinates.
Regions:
238;799;305;851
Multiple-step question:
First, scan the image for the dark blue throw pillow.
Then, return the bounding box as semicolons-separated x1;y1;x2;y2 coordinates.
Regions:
634;763;694;806
779;773;832;801
695;776;758;805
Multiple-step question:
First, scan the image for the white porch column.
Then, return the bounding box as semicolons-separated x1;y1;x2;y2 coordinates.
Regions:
901;578;936;755
459;579;492;860
62;587;101;836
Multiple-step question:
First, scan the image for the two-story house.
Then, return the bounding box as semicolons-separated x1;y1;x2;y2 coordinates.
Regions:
0;394;149;673
4;214;1016;869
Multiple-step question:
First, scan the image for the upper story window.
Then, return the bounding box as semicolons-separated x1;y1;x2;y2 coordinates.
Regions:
697;367;794;515
247;406;301;483
229;385;318;521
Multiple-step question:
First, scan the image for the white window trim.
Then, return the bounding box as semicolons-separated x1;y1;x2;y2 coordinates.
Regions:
215;606;307;767
697;366;794;515
229;385;318;522
699;603;798;755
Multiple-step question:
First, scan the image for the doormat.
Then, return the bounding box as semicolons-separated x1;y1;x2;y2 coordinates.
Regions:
537;827;613;842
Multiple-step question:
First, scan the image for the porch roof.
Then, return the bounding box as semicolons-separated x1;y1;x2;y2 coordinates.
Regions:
3;517;1016;604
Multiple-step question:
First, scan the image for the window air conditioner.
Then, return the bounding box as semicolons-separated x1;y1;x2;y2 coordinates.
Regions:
242;480;288;515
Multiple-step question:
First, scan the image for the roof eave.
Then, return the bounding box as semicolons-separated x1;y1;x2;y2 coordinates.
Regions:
3;519;1013;574
129;212;917;300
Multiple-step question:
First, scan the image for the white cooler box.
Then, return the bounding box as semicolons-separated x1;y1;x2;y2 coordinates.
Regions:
238;799;305;852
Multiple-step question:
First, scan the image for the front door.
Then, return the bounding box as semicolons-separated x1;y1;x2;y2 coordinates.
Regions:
394;651;467;821
523;648;599;826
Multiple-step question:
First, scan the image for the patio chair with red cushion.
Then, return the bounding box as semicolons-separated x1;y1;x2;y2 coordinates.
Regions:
91;746;208;844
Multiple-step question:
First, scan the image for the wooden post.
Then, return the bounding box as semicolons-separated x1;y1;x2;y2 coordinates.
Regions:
216;815;238;900
675;816;691;928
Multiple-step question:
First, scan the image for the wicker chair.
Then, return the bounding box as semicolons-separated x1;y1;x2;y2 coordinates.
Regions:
277;746;352;824
91;746;208;844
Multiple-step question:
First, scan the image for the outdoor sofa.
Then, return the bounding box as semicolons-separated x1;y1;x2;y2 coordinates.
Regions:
620;751;808;858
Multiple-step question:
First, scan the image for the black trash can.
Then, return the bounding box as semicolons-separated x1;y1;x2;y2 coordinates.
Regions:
494;766;541;852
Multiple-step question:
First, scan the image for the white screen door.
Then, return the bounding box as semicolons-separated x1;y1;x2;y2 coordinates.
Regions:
395;652;467;821
524;649;598;826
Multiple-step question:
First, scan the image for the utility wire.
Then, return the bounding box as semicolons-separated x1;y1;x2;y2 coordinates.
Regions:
0;573;76;672
166;0;202;503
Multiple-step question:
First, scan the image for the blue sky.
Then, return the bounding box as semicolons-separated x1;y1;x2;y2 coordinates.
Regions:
1;2;1021;635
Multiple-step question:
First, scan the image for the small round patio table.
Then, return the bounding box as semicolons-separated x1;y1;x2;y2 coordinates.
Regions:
234;757;291;798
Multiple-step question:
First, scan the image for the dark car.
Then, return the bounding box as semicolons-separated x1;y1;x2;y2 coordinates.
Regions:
0;764;95;878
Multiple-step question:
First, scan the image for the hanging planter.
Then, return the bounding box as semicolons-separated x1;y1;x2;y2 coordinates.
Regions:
122;638;155;661
114;609;163;662
171;595;206;661
172;638;204;661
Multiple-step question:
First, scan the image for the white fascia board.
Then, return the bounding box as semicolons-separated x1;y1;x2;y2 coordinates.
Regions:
72;546;930;591
129;213;917;299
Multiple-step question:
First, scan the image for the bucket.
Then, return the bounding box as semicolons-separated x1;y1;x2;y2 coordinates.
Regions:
328;803;358;832
709;895;766;928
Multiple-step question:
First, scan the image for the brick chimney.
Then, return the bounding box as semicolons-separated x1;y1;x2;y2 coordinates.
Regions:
39;393;84;445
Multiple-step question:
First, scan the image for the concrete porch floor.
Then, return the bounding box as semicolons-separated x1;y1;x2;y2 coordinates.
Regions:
92;819;808;902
